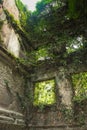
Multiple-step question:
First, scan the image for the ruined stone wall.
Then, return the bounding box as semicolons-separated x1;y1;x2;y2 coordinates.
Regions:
0;50;87;130
0;9;21;57
3;0;19;21
0;59;23;112
26;67;74;129
0;1;29;129
0;0;26;58
0;49;26;130
26;66;87;130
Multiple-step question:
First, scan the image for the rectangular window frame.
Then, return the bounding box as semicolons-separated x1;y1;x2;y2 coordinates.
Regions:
33;77;57;108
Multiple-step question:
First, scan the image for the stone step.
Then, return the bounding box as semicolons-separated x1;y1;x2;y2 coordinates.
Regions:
0;107;24;119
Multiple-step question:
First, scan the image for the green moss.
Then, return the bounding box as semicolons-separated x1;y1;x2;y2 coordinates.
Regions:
4;9;33;49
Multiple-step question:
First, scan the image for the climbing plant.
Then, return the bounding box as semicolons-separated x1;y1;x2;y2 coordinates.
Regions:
15;0;31;31
72;72;87;102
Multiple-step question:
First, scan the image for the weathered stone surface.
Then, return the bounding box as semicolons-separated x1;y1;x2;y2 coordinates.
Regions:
0;48;25;129
0;53;24;112
1;21;20;57
3;0;19;20
56;68;73;108
29;67;74;129
7;28;20;57
0;9;6;21
31;67;73;109
0;46;87;130
0;108;25;126
27;127;87;130
27;123;87;130
0;108;24;119
0;1;21;58
0;123;25;130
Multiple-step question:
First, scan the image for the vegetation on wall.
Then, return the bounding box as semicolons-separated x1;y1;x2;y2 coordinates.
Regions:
13;0;87;50
14;0;87;65
15;0;30;27
72;72;87;102
14;0;87;105
2;0;86;116
14;0;87;59
4;9;34;50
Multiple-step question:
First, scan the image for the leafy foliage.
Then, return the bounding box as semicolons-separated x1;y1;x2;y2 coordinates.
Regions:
36;47;48;61
68;0;87;18
66;36;83;53
15;0;31;31
34;79;56;106
72;72;87;102
15;0;87;53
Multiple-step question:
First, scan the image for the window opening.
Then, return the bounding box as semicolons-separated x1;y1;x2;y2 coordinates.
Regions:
34;79;56;106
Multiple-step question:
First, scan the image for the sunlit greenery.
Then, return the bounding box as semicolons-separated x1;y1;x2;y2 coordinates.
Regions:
33;79;56;106
15;0;87;54
72;72;87;102
15;0;31;31
36;47;48;61
66;36;83;53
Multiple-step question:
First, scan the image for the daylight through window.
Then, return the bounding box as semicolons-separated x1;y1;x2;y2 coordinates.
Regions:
34;79;56;106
